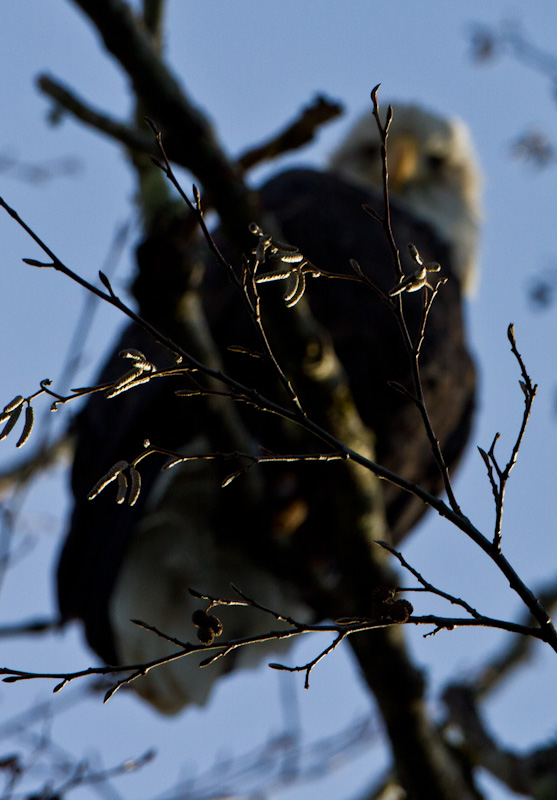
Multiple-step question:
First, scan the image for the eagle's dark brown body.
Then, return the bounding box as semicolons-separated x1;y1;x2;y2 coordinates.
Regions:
58;168;475;710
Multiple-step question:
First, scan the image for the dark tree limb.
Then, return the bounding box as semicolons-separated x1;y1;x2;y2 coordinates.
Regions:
444;684;557;799
69;0;257;248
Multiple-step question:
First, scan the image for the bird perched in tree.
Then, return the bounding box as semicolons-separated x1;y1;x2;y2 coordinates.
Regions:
57;102;481;713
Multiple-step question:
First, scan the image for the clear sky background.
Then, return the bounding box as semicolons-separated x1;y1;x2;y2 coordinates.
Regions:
1;2;557;799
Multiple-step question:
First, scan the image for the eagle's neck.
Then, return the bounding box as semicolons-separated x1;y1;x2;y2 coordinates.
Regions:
402;183;480;295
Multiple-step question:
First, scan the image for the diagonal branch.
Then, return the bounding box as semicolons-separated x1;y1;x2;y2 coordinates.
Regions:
69;0;257;247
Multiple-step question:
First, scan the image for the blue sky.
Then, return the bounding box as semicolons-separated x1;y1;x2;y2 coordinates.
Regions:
1;2;557;798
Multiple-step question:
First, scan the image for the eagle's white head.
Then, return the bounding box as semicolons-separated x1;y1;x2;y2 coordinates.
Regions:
328;103;482;293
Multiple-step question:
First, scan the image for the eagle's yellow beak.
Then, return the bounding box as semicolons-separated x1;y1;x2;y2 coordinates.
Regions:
388;133;419;193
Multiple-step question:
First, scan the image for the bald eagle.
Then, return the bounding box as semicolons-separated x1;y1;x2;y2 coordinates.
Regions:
57;103;480;713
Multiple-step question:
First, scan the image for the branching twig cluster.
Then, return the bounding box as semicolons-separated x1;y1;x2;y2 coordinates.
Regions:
0;580;544;703
478;324;537;549
0;89;555;702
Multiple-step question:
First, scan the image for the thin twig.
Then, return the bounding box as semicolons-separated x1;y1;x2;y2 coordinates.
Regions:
147;121;308;420
246;242;307;419
0;612;539;693
269;632;348;690
376;541;482;619
478;324;537;549
369;88;461;515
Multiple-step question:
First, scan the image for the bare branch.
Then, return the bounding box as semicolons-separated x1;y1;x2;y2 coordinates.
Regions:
376;541;482;619
69;0;258;247
38;74;157;154
270;632;348;690
478;324;538;549
369;91;462;516
237;94;343;171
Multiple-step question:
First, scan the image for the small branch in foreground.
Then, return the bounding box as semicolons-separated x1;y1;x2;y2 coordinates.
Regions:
478;323;537;549
191;583;307;628
270;632;348;690
0;587;543;701
376;541;482;620
370;85;401;283
369;89;461;516
146;122;310;422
